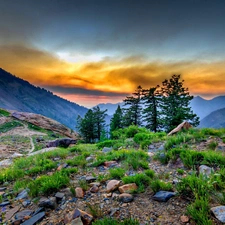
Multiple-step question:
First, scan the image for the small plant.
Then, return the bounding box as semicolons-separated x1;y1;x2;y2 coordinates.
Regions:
150;179;173;193
78;179;89;191
97;174;110;183
109;168;125;179
86;203;103;219
177;168;184;175
92;217;139;225
144;169;155;178
207;141;218;150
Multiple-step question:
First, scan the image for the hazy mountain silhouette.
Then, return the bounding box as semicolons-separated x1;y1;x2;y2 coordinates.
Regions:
0;68;88;129
199;108;225;128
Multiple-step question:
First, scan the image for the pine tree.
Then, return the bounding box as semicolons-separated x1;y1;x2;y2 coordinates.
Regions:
142;86;161;132
92;106;107;141
76;109;95;143
110;105;123;133
123;85;143;126
77;106;107;143
160;74;199;132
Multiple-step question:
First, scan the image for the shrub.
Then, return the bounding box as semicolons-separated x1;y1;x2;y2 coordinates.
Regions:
207;141;218;150
133;133;150;144
150;179;173;193
97;140;116;149
109;168;125;179
93;217;139;225
144;169;155;178
0;109;10;116
125;125;140;138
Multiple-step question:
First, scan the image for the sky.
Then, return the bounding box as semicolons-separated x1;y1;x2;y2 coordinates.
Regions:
1;0;225;107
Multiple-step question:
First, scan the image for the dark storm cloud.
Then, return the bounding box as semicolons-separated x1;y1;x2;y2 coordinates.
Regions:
1;0;225;56
43;85;129;97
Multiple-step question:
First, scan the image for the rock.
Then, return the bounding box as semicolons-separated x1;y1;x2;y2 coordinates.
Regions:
167;157;184;169
32;207;45;217
46;138;76;148
55;192;65;202
38;197;57;209
11;153;23;158
102;147;113;153
216;144;225;151
104;161;117;167
75;187;84;198
168;121;192;136
152;191;176;202
0;187;7;191
21;212;45;225
79;209;93;225
12;111;78;138
86;156;94;162
85;176;96;182
5;206;20;221
70;217;83;225
211;206;225;223
0;159;13;167
90;185;99;193
15;210;33;220
57;163;68;171
119;193;134;203
15;189;29;200
106;180;121;193
199;165;214;177
22;200;31;207
0;201;10;206
110;208;119;216
158;144;165;151
89;182;101;187
118;183;138;193
180;215;189;223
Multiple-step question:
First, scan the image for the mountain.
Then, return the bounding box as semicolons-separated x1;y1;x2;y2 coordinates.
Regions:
190;96;225;120
0;68;88;129
199;108;225;128
95;103;125;116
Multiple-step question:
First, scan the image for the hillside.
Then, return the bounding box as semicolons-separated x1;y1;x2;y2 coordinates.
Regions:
0;124;225;224
199;107;225;128
0;68;88;129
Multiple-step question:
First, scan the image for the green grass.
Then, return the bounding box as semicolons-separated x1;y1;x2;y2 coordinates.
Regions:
0;108;10;116
0;120;22;133
109;168;125;179
150;179;173;193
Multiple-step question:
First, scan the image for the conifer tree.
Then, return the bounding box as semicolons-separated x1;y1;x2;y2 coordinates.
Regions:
110;105;123;133
142;86;161;132
123;85;143;126
160;74;199;132
77;106;107;143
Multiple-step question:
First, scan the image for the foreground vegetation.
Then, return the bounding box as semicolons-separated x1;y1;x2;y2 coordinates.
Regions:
0;126;225;224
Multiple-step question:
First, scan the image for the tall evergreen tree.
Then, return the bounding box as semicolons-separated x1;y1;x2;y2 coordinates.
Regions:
92;106;107;141
142;86;161;132
76;109;95;143
77;106;107;143
110;105;123;133
123;85;143;126
160;74;199;132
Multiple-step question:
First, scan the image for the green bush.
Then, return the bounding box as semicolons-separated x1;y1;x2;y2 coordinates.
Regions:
150;179;173;193
125;125;140;138
109;168;125;179
144;169;155;178
97;140;116;149
0;109;10;116
133;133;150;144
93;217;139;225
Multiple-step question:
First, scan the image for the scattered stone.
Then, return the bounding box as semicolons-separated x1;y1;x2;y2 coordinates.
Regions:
167;157;184;169
119;183;138;193
0;201;10;207
157;144;165;151
89;182;100;187
86;156;94;162
85;176;96;182
15;189;29;200
106;180;121;193
110;208;119;216
79;209;93;225
102;147;113;153
0;187;7;191
55;192;65;202
75;187;84;198
22;200;31;207
57;163;68;171
199;165;214;177
211;206;225;223
180;215;189;223
104;161;117;167
119;193;134;203
15;210;33;220
21;212;45;225
90;185;99;193
5;206;20;221
152;191;176;202
32;207;45;217
70;217;83;225
38;197;57;209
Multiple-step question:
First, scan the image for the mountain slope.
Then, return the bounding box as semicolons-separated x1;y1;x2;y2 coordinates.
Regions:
0;68;88;129
199;108;225;128
190;95;225;119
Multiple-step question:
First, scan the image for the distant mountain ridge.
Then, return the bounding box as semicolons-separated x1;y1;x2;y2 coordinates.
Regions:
0;68;88;129
199;108;225;128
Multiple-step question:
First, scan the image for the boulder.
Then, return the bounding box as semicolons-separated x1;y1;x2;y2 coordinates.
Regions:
11;111;78;138
46;138;76;148
211;206;225;223
152;191;176;202
199;165;214;177
106;180;121;193
168;121;192;136
75;187;84;198
119;193;134;203
118;183;138;193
